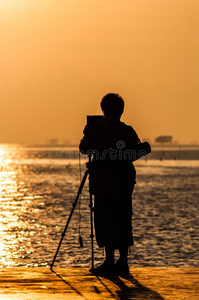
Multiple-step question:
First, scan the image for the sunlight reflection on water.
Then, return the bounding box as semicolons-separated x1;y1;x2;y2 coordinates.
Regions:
0;144;199;268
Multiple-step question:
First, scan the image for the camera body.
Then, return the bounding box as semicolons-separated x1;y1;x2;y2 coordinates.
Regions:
87;115;104;128
83;115;104;136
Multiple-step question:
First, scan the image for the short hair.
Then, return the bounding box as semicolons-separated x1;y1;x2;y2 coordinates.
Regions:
100;93;124;116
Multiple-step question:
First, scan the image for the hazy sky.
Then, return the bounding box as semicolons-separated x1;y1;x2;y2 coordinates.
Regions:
0;0;198;144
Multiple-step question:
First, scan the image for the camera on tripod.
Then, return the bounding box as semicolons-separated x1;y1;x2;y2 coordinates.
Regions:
87;115;104;127
83;115;104;136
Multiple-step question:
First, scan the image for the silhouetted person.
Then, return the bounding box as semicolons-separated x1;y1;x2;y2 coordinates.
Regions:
79;93;140;274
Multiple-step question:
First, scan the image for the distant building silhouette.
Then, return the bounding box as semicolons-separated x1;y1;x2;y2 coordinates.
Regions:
155;136;173;144
50;139;58;145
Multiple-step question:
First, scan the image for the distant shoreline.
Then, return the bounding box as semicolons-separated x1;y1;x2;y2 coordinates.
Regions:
1;143;199;149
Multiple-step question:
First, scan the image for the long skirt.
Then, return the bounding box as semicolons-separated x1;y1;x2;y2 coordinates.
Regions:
94;188;134;249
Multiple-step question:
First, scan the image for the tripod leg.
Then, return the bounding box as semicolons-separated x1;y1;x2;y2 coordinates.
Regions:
50;169;89;271
88;154;94;270
89;191;94;270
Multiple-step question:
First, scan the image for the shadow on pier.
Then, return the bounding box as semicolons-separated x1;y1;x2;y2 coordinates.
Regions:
53;269;164;299
96;272;164;299
52;269;88;299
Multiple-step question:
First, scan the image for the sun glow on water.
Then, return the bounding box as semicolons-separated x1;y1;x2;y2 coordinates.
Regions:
0;146;21;266
0;241;5;253
0;147;5;164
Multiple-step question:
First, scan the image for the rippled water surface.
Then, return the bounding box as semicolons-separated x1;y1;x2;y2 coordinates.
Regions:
0;144;198;268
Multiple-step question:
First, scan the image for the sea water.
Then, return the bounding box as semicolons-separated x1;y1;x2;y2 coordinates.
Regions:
0;144;198;268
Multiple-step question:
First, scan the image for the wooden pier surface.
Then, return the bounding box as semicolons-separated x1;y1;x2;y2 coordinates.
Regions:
0;267;198;299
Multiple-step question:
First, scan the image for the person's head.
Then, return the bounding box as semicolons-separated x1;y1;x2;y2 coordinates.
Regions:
100;93;124;119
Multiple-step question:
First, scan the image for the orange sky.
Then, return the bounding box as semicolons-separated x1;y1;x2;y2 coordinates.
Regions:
0;0;198;145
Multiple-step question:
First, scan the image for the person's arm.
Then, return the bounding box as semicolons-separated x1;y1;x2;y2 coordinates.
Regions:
128;126;141;148
128;126;151;161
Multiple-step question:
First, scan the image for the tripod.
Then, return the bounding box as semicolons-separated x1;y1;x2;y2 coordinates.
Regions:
50;156;94;271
